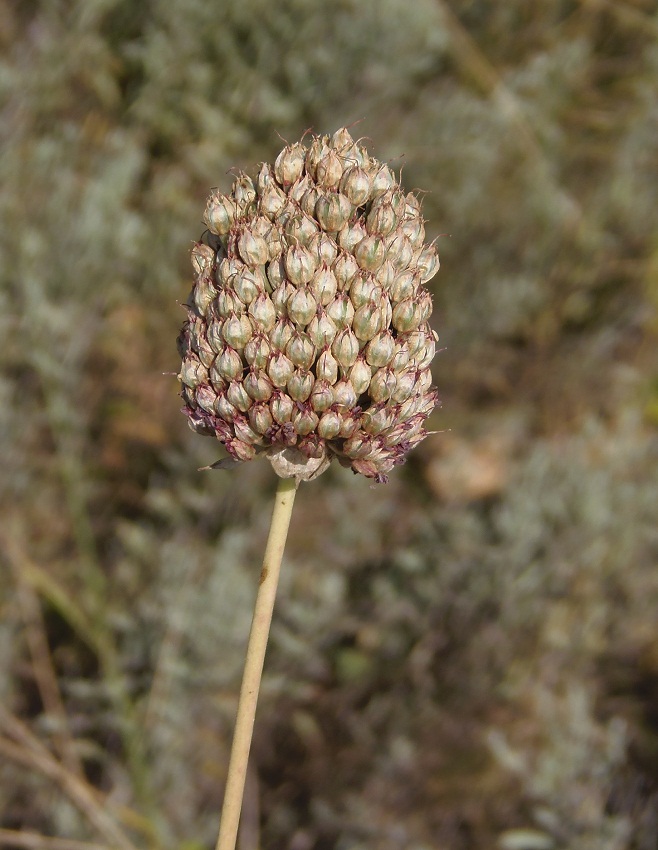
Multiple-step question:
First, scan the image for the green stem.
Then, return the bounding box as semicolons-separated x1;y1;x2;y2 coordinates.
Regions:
215;475;298;850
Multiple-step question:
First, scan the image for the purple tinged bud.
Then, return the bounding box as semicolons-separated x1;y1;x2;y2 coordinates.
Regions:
194;384;217;415
233;418;263;446
390;368;417;403
227;438;257;462
342;432;372;459
216;394;239;423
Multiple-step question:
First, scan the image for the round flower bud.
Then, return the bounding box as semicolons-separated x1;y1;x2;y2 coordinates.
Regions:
222;313;253;350
274;142;306;187
233;174;256;208
315;192;352;232
215;346;244;380
309;264;338;306
237;228;269;266
243;369;274;402
287;286;317;326
315;149;343;188
331;327;359;370
287;370;314;402
263;349;292;387
204;192;236;236
340;166;372;206
249;402;274;436
285;244;317;285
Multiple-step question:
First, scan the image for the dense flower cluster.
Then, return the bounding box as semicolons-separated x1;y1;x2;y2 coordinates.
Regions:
178;128;440;482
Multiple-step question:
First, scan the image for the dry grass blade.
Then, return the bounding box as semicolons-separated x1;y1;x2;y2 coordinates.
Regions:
0;828;115;850
4;532;84;779
0;710;138;850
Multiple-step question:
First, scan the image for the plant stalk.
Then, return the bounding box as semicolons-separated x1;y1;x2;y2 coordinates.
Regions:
215;475;299;850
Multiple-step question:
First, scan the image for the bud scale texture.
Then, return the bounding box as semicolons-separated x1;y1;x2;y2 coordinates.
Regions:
178;129;440;482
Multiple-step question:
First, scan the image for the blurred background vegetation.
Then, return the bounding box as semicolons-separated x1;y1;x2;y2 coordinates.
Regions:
1;0;657;848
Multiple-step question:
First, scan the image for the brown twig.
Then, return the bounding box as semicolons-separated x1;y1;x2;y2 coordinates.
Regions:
0;710;138;850
0;829;113;850
4;532;84;779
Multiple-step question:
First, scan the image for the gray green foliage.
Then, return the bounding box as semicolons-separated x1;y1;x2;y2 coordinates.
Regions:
1;0;657;848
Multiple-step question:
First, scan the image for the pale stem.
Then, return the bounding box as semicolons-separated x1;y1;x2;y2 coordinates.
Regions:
215;475;299;850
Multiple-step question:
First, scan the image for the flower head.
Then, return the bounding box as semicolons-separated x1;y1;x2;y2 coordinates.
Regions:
178;128;440;482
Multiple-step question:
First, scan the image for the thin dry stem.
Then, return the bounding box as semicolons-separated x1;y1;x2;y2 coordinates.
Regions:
215;475;299;850
0;712;138;850
5;532;84;779
0;828;113;850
